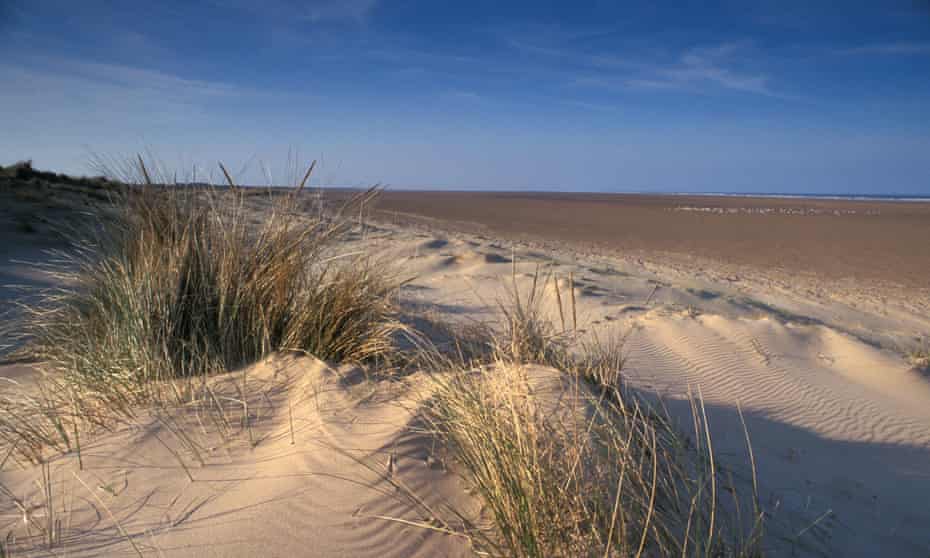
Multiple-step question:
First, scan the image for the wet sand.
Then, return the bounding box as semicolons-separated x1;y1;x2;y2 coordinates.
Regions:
368;191;930;292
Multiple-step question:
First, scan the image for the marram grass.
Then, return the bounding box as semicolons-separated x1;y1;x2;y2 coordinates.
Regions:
426;360;765;558
1;157;404;461
419;264;764;557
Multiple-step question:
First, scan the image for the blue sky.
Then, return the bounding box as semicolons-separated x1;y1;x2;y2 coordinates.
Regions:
2;1;929;194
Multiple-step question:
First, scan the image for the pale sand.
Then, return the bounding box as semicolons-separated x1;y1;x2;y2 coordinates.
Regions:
355;220;930;557
0;354;480;557
2;211;930;556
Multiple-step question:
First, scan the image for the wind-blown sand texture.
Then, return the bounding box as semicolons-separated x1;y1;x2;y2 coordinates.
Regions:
369;191;930;333
351;211;930;557
1;185;929;556
0;355;478;557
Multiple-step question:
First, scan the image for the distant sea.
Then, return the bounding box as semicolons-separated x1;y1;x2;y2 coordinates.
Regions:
313;185;930;201
646;191;930;202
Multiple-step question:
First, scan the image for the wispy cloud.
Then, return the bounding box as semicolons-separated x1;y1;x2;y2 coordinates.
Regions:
837;41;930;56
646;43;773;95
368;46;482;67
520;39;780;97
61;59;243;100
299;0;378;22
508;39;576;60
210;0;378;23
0;55;295;124
0;55;328;179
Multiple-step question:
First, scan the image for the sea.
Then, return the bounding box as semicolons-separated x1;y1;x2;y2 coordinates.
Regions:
648;191;930;202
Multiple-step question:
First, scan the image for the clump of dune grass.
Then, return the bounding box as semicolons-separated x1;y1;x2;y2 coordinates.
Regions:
492;265;630;388
908;342;930;374
1;156;403;461
420;260;763;557
572;328;629;388
494;265;569;367
427;358;763;557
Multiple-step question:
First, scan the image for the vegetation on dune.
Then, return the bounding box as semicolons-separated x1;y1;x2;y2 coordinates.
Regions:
0;157;404;461
0;159;766;557
428;363;766;557
417;267;764;557
0;160;125;238
494;266;628;388
20;178;398;378
908;342;930;374
0;160;123;204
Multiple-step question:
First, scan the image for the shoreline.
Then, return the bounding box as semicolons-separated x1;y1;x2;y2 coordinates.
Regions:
360;190;930;297
322;186;930;202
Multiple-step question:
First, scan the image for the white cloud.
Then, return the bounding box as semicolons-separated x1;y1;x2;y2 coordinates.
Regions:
507;36;779;97
6;55;306;109
0;56;287;142
59;59;243;100
656;44;773;95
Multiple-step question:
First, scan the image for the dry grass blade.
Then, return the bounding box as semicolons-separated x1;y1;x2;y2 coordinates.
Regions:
551;273;566;333
568;272;577;333
72;472;145;558
494;264;566;367
137;154;153;186
296;160;317;194
217;161;237;189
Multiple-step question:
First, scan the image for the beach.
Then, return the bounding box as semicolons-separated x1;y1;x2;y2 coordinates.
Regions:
356;198;930;556
1;178;929;557
372;191;930;291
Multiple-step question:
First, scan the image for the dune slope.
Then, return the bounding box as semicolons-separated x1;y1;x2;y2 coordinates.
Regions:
0;356;477;557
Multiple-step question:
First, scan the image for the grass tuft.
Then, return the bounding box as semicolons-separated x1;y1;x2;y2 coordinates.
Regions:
495;265;568;367
1;156;403;461
427;358;763;557
907;342;930;374
422;258;763;557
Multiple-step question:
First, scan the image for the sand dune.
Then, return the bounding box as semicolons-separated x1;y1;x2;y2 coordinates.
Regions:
358;224;930;557
3;198;930;556
0;355;478;557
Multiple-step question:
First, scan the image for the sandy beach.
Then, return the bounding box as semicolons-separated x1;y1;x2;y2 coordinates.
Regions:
371;191;930;293
367;190;930;349
1;179;929;557
354;203;930;557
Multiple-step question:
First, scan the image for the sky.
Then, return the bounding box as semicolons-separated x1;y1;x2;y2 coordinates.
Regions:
2;0;930;194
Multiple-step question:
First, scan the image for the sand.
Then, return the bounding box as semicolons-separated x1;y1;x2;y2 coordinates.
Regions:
0;354;480;557
351;216;930;557
2;188;930;556
368;191;930;291
367;191;930;345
